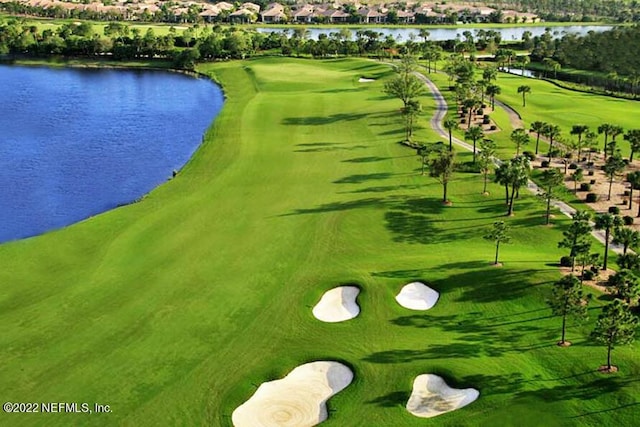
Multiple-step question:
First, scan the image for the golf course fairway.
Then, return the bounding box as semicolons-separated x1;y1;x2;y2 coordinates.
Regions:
0;57;639;426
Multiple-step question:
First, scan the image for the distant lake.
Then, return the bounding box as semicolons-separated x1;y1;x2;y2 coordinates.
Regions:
256;25;614;41
0;65;223;243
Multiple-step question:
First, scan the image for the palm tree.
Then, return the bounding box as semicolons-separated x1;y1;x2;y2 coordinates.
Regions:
465;126;484;163
613;226;640;255
510;128;530;156
608;125;624;156
570;125;589;158
627;171;640;211
443;117;459;152
517;85;531;107
401;100;422;141
604;151;626;201
598;123;614;160
479;138;496;194
544;124;561;162
624;129;640;163
517;55;530;76
485;84;500;110
594;213;623;270
530;121;546;155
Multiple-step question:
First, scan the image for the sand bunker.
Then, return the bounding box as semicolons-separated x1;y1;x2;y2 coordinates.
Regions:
395;282;439;310
312;286;360;322
232;361;353;427
358;77;375;82
407;374;479;418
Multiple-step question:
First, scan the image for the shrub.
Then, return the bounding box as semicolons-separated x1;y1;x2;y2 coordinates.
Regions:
549;148;562;158
483;114;490;120
579;183;591;191
583;270;595;281
624;215;634;225
568;163;578;170
581;157;587;162
587;162;595;167
460;118;466;124
590;179;596;184
586;193;598;202
477;108;484;115
624;190;631;196
540;160;550;168
608;206;620;214
489;125;497;130
560;256;573;267
483;117;490;124
588;170;595;176
522;151;536;161
481;103;487;108
455;161;482;173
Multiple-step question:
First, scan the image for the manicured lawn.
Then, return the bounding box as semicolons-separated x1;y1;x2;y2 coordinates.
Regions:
1;57;639;427
492;71;640;157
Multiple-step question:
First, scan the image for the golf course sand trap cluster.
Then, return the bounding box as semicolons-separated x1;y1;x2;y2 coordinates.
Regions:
406;374;479;418
395;282;439;310
232;361;354;427
312;286;360;322
358;77;375;82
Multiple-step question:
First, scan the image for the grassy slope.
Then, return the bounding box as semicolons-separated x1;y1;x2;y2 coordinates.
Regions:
0;57;639;427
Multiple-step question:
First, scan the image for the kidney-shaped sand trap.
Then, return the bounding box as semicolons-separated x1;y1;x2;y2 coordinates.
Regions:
395;282;439;310
358;77;375;82
232;361;353;427
312;286;360;322
406;374;479;418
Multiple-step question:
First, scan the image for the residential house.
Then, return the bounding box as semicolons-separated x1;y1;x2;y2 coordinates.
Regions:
322;8;350;23
396;10;415;24
358;7;386;23
261;3;286;23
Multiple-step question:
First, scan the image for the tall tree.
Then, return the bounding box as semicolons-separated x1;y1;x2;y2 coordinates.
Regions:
462;97;480;130
598;123;614;160
603;151;626;201
607;125;624;157
548;274;590;346
443;117;458;151
401;100;422;141
539;168;564;225
607;270;640;304
484;220;511;265
465;126;484;163
591;300;638;372
544;124;561;162
478;138;496;194
570;125;589;158
613;226;639;255
627;171;640;211
624;129;640;163
594;213;623;270
505;156;530;216
485;83;500;110
558;210;592;271
482;66;497;83
383;56;426;109
530;120;546;155
427;148;456;204
517;84;531;107
417;145;429;175
510;128;530;156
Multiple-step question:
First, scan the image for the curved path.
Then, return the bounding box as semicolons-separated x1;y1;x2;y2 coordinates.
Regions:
416;71;625;255
494;99;524;129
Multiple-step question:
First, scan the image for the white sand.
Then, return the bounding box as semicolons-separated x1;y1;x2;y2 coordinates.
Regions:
395;282;439;310
232;361;353;427
312;286;360;323
406;374;479;418
358;78;375;82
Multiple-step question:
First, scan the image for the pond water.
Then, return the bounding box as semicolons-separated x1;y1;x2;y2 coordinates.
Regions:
256;25;613;42
0;65;223;243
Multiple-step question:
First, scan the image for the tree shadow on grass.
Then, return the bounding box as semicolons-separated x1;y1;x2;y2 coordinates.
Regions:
341;156;390;163
334;172;395;184
366;391;409;408
293;142;369;153
282;113;369;126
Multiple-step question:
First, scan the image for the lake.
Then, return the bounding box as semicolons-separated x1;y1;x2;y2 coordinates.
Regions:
256;25;614;41
0;65;223;243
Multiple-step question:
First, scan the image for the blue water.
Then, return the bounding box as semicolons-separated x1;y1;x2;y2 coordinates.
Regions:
0;65;223;242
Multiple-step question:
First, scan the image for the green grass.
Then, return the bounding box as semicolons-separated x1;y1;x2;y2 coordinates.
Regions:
491;71;640;157
1;57;639;427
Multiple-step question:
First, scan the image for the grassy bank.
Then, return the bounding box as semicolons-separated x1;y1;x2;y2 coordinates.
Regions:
0;57;639;427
